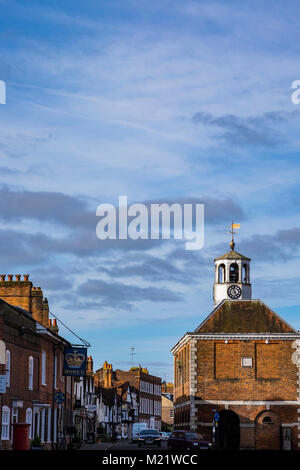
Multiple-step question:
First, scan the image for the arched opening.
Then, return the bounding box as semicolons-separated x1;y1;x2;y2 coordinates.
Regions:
218;410;240;449
262;416;272;424
218;264;225;283
229;263;239;283
242;264;249;283
255;410;281;450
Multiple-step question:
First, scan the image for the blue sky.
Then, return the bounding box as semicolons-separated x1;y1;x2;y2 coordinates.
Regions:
0;0;300;381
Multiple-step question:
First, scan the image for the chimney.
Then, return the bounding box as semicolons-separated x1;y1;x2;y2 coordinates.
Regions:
103;361;112;388
87;356;93;374
48;318;59;335
0;273;32;312
42;298;49;329
31;286;43;325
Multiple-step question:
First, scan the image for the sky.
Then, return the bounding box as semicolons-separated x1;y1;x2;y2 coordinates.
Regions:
0;0;300;382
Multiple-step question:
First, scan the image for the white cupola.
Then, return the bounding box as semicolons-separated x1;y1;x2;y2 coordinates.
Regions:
213;224;252;305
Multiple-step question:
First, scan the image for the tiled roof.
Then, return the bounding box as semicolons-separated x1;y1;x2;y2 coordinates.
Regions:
194;300;296;334
214;250;251;261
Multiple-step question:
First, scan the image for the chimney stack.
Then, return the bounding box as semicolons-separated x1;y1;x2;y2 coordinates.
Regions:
103;361;113;388
87;356;93;374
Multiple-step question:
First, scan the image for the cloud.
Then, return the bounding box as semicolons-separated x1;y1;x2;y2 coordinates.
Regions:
213;226;300;263
0;186;95;230
191;110;299;148
76;278;183;310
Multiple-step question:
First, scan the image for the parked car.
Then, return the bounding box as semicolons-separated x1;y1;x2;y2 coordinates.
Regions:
132;422;148;443
167;430;212;450
159;432;170;441
138;429;161;447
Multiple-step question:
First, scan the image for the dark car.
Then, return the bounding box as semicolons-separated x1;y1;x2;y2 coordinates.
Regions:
138;429;161;447
167;430;212;450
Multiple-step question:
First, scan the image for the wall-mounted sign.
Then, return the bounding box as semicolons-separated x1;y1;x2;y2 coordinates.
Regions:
241;357;253;367
63;347;87;376
54;391;65;404
87;405;97;412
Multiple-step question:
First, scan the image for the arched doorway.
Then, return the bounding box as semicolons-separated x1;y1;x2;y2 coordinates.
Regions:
218;410;240;449
255;410;281;450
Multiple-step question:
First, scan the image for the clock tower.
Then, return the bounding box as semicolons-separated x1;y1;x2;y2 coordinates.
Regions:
213;223;252;305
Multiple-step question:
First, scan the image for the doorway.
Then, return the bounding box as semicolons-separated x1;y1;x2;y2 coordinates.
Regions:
218;410;240;449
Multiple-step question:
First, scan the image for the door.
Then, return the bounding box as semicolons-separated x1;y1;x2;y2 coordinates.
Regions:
282;427;291;451
218;410;240;449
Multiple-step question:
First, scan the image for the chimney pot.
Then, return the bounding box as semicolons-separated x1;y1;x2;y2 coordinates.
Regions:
23;274;29;281
48;319;52;327
15;274;21;281
0;275;5;281
7;274;13;281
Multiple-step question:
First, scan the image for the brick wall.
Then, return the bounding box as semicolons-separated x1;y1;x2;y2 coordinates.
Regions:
0;300;73;449
196;340;298;401
0;275;49;328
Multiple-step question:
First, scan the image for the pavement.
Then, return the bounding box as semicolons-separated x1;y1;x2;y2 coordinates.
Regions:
80;440;167;450
81;440;168;451
81;441;117;451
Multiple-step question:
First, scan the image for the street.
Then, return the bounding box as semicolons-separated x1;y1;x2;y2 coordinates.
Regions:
81;440;169;451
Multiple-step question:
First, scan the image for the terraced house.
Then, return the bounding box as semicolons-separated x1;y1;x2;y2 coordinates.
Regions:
0;274;74;449
171;237;300;450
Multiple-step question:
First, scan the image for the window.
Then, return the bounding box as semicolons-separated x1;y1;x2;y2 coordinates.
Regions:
26;408;32;439
262;416;273;424
28;356;34;390
6;350;10;388
41;351;47;385
1;406;10;440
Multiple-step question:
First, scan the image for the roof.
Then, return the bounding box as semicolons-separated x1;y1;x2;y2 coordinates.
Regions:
214;250;251;262
194;300;296;334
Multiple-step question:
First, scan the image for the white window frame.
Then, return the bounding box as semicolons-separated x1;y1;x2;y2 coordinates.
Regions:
41;350;47;386
28;356;34;390
1;406;10;440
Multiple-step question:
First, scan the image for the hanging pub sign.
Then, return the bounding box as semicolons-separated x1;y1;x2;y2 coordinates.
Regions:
63;347;87;377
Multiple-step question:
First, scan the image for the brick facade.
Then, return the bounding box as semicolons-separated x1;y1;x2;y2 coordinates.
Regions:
172;301;300;450
95;364;162;429
0;276;74;450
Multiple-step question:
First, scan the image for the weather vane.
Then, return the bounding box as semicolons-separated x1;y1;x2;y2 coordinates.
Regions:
227;221;240;250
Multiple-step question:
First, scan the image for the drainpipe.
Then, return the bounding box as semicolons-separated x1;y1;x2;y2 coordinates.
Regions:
52;344;57;450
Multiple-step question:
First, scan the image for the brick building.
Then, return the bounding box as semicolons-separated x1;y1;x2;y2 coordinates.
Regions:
171;239;300;450
0;274;75;449
95;362;162;430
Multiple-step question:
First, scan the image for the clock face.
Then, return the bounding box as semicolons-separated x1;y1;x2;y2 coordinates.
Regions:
227;284;242;299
